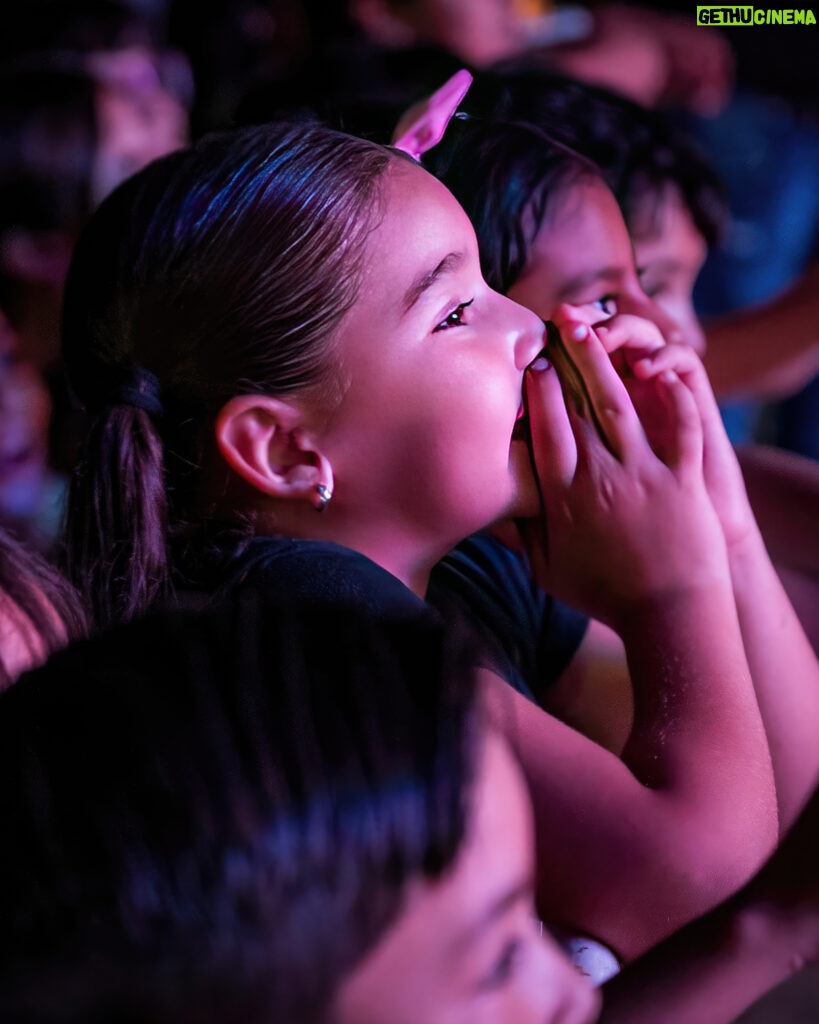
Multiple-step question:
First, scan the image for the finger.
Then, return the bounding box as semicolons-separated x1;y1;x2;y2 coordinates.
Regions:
596;314;666;357
654;370;703;472
551;301;614;337
628;342;698;380
524;356;577;493
631;345;724;431
556;320;647;463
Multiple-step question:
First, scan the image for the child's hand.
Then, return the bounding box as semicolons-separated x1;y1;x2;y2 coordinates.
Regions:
552;303;668;357
517;318;730;631
626;343;756;550
553;303;756;551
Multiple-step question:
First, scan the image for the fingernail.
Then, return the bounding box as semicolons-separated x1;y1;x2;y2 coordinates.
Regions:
530;356;551;372
571;323;588;341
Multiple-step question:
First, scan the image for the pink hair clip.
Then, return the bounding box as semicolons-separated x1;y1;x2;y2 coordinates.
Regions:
392;69;473;160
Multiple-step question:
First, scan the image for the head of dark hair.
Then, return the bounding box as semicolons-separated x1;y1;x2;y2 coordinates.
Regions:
424;113;597;294
460;67;727;248
0;592;478;1023
0;526;87;690
60;121;394;630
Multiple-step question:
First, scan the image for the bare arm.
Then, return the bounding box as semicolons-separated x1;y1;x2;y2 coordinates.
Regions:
631;347;819;829
739;443;819;653
600;777;819;1024
738;443;819;575
704;265;819;401
504;320;777;962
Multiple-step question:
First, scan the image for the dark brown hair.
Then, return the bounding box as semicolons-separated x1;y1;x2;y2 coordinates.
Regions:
61;122;393;630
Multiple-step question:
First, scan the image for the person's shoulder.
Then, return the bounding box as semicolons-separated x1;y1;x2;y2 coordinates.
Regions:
228;537;429;620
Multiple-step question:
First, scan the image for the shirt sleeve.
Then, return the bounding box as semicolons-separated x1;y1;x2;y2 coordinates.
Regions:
427;532;589;706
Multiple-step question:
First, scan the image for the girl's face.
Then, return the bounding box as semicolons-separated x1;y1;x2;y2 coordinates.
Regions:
319;160;545;583
505;176;682;342
334;721;600;1024
630;184;708;355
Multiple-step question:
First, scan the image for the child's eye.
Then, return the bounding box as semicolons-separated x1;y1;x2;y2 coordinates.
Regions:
478;938;522;991
434;299;474;332
592;295;618;316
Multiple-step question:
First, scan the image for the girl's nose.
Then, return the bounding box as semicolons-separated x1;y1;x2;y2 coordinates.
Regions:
504;295;546;370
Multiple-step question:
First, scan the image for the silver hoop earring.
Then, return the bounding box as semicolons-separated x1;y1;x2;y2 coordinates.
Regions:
315;483;333;512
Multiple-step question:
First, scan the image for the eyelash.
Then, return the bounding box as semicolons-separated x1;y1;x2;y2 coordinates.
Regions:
433;299;474;332
479;938;522;991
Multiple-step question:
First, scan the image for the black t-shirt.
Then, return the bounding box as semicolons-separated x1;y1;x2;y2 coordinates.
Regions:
198;533;587;706
216;536;430;622
428;533;589;704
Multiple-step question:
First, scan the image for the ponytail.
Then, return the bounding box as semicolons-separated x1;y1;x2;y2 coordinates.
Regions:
61;123;392;629
65;401;170;631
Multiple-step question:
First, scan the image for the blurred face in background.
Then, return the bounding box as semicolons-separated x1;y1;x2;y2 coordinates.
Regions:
630;183;709;356
506;175;682;344
89;45;190;202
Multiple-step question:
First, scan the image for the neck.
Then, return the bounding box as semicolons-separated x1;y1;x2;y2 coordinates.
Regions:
315;522;437;598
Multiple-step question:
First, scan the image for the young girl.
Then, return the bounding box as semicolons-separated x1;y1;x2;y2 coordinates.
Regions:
59;121;776;964
0;591;599;1024
422;103;819;835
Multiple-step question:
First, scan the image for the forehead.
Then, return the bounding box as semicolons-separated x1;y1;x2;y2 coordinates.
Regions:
631;184;707;264
360;159;477;287
533;176;632;269
518;174;634;296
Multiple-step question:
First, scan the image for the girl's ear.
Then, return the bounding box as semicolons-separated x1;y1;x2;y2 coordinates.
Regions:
215;395;334;509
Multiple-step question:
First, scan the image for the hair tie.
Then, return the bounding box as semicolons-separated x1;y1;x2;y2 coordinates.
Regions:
109;365;164;416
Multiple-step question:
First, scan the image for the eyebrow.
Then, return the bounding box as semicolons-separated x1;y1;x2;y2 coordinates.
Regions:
449;877;533;955
402;251;465;313
556;266;625;299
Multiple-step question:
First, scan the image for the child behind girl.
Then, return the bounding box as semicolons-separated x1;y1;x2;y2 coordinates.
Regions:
58;121;776;964
422;100;819;836
0;591;599;1024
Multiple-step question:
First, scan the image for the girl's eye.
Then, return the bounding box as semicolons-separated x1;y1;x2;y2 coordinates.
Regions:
478;938;522;991
592;295;618;316
434;299;474;332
